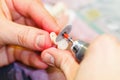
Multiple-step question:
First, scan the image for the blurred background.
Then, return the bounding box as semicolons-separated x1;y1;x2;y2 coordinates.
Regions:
42;0;120;41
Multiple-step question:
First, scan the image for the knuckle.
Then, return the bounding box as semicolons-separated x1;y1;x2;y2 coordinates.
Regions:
17;28;31;46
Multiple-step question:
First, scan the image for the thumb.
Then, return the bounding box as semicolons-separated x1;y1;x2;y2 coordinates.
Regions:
41;47;79;80
0;19;51;51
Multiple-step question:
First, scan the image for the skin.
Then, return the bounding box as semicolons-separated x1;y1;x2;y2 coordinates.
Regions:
41;34;120;80
75;35;120;80
1;0;120;80
0;0;61;68
0;0;68;79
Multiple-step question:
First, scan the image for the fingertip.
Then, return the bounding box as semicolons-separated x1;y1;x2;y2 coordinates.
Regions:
41;48;79;80
41;47;57;62
33;60;48;69
41;47;56;58
29;53;48;69
31;29;53;51
44;33;52;49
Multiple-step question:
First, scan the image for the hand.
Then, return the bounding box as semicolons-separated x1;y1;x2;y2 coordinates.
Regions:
41;34;120;80
75;35;120;80
41;47;79;80
0;0;60;68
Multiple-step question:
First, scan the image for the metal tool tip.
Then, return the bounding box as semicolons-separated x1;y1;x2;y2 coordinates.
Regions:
56;25;72;42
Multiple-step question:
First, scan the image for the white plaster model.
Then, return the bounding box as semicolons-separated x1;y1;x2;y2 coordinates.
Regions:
50;32;68;50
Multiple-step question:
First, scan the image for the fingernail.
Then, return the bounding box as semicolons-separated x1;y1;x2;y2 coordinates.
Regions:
36;35;45;50
43;53;54;66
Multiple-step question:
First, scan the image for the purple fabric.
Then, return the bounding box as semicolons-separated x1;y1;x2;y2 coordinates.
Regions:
14;63;49;80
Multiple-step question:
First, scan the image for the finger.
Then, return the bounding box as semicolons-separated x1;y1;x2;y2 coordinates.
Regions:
0;19;52;51
8;46;48;69
41;47;79;80
0;46;15;67
9;0;60;33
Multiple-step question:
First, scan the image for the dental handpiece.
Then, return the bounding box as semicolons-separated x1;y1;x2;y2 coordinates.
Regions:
56;25;89;62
